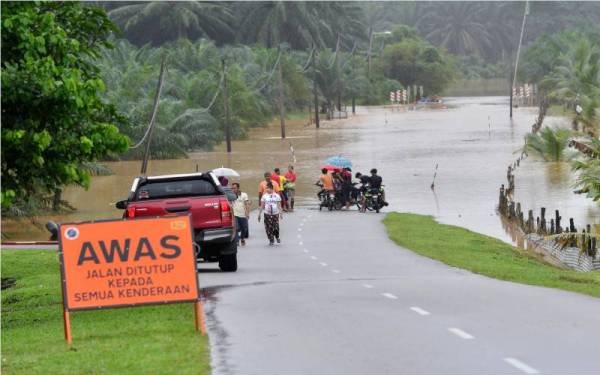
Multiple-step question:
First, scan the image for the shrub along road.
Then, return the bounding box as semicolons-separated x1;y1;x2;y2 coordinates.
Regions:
199;209;600;375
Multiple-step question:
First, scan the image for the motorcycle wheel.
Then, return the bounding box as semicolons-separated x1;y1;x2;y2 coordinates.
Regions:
334;199;343;210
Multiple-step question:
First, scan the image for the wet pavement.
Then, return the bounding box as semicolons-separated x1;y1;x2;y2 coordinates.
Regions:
199;209;600;374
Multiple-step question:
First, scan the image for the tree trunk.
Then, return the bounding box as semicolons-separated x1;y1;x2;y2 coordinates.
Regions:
52;189;62;211
278;50;286;139
312;49;320;129
223;60;232;153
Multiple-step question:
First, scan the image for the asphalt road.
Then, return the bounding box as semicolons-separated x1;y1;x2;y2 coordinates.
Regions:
198;209;600;375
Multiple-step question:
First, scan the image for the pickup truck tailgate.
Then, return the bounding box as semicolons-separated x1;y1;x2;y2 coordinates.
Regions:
129;196;224;229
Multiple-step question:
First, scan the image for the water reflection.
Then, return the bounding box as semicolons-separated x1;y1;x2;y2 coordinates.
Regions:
3;97;599;244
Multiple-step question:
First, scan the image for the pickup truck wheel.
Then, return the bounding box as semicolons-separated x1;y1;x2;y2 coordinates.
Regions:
219;253;238;272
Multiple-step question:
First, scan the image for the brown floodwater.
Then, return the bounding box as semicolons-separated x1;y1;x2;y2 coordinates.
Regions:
3;96;599;243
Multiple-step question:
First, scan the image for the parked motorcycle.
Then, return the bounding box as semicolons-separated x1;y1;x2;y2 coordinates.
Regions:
316;183;344;211
362;187;385;213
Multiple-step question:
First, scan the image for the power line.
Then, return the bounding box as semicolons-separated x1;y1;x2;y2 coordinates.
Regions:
129;70;224;149
253;48;283;93
130;59;168;150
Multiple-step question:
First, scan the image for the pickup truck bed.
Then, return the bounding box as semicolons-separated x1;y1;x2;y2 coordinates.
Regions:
117;172;237;271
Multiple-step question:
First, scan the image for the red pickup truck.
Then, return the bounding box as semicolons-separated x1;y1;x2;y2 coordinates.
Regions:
115;172;238;271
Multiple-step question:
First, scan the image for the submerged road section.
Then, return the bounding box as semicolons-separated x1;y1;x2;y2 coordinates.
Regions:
198;209;600;375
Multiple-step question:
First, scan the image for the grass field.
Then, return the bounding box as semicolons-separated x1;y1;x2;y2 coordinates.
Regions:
1;250;210;374
383;213;600;298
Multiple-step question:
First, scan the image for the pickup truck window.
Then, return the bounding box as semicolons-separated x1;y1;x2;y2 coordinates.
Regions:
134;179;219;201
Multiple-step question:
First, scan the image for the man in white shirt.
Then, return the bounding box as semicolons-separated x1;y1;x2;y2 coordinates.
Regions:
232;183;250;246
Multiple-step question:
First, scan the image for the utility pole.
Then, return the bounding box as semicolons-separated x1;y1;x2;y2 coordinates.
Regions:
312;46;320;129
511;0;529;118
277;47;286;139
335;34;342;112
222;59;231;153
140;56;167;175
367;27;373;80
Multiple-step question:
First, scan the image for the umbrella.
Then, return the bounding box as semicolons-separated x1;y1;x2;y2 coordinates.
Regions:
212;167;240;177
320;164;344;172
325;156;352;169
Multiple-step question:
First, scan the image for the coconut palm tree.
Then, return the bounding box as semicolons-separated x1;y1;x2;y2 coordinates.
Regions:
108;2;235;46
543;39;600;134
572;137;600;201
236;1;366;50
524;127;573;162
420;2;496;57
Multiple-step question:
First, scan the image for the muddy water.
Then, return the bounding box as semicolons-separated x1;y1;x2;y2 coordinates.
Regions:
3;96;599;242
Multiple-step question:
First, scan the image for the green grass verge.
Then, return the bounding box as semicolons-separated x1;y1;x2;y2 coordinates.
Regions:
1;251;210;374
383;213;600;298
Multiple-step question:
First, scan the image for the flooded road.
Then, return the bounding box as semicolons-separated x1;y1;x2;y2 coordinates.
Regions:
4;96;598;242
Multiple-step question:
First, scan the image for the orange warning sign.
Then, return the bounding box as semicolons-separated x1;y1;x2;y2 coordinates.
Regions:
58;215;199;311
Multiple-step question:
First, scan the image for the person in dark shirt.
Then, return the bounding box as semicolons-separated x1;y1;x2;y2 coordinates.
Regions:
355;172;371;212
369;168;388;206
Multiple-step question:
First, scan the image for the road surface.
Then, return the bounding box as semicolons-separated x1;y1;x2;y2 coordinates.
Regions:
199;209;600;375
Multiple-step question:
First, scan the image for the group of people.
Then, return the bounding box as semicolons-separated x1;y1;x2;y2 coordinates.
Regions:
318;167;387;212
221;166;298;247
257;166;297;245
225;165;386;247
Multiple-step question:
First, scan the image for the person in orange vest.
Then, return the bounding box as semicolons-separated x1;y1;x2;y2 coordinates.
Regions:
259;172;280;202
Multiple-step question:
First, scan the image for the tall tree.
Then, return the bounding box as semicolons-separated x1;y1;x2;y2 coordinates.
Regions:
108;1;235;46
1;2;129;209
236;1;366;50
543;39;600;133
421;2;495;58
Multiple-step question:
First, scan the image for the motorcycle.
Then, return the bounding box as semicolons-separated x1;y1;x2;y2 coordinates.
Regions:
316;183;344;211
361;187;385;213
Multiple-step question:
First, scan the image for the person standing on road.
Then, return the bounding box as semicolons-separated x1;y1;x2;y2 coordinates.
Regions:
284;165;297;211
232;183;250;246
259;172;280;202
272;168;288;211
258;182;283;246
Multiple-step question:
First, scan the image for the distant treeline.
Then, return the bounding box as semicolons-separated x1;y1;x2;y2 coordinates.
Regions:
97;1;600;65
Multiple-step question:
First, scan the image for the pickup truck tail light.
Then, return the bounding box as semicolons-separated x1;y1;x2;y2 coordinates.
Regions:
220;199;232;226
126;206;136;218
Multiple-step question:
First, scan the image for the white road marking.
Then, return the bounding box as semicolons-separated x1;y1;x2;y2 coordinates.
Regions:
303;249;309;253
409;307;430;316
300;222;304;226
382;293;398;300
332;269;341;273
310;256;318;260
448;328;474;340
297;234;301;238
319;262;328;266
298;228;302;232
298;241;303;245
503;358;539;374
362;284;373;289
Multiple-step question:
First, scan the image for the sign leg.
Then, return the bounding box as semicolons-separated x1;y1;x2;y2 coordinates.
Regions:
63;309;72;344
194;301;206;336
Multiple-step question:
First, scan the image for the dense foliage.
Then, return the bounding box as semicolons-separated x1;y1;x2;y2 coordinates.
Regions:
1;2;129;210
100;1;600;63
379;27;455;95
97;38;411;160
524;127;573;162
572;138;600;202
